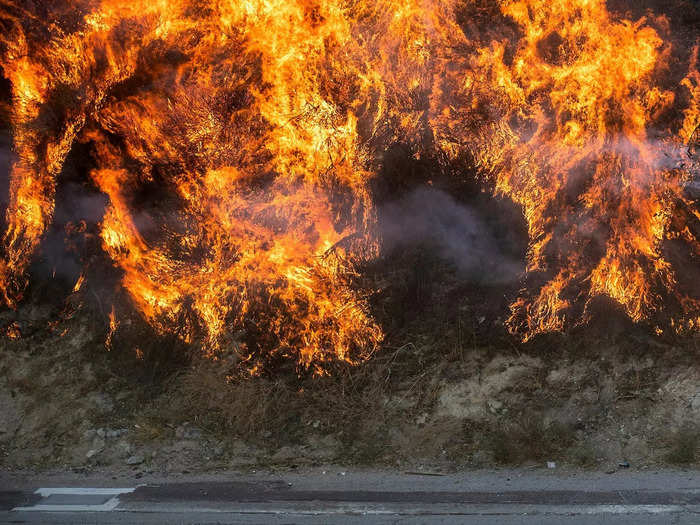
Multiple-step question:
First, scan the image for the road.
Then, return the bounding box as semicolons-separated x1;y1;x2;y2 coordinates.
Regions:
1;469;700;523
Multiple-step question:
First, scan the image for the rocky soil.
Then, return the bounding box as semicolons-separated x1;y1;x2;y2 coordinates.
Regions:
1;295;698;476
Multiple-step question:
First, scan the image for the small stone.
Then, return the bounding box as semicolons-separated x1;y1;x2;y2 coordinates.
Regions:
618;461;630;468
126;454;144;465
487;399;503;413
690;393;700;412
86;449;100;459
96;428;106;438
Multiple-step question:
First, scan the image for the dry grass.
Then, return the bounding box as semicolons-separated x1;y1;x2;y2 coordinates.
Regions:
482;414;577;465
666;425;699;465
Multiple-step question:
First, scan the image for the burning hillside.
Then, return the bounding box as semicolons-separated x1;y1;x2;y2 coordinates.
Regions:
0;0;698;372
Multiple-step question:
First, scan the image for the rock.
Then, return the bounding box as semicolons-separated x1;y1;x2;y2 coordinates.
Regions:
86;449;100;459
691;392;700;412
126;454;144;465
618;461;630;468
487;399;503;413
272;446;298;463
96;428;106;438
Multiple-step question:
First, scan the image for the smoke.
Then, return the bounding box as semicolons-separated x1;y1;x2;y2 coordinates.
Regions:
378;186;523;284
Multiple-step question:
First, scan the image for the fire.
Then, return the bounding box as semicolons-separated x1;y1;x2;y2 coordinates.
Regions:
106;305;118;351
0;0;698;366
431;0;699;339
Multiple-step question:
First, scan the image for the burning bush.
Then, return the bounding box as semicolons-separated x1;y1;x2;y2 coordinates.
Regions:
0;0;697;372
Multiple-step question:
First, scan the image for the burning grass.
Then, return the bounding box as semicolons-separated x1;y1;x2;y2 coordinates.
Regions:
0;0;697;376
0;0;700;476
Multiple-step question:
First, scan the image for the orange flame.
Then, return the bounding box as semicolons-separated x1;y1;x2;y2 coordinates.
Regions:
0;0;698;362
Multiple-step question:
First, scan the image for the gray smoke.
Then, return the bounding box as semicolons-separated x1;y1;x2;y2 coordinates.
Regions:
378;186;523;284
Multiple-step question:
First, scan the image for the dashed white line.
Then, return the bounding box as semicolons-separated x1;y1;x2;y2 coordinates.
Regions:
13;487;135;512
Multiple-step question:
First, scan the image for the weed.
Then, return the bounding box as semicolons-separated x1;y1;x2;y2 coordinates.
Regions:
485;413;576;465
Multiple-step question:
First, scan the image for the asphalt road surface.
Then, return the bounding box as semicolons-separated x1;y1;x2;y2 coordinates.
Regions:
1;469;700;523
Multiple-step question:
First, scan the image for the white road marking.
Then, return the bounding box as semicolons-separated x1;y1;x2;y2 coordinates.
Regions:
13;487;135;512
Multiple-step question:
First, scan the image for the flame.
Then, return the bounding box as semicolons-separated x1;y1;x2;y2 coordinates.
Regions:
0;0;698;362
431;0;700;338
106;305;118;351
